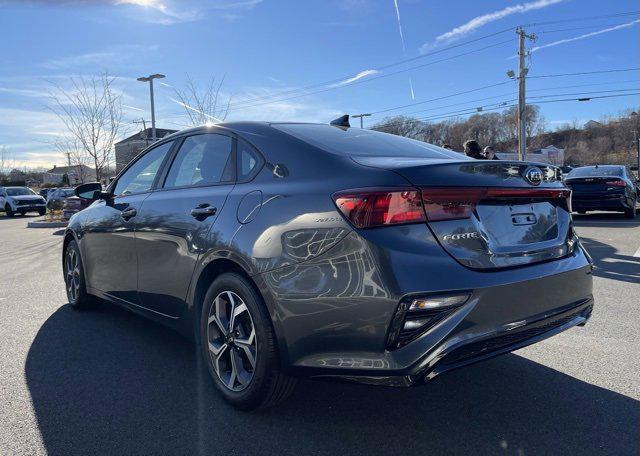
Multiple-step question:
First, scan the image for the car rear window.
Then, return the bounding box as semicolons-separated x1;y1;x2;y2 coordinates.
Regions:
272;123;463;159
567;166;623;178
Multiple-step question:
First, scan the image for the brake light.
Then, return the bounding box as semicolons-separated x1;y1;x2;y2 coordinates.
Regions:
605;180;626;187
333;189;425;228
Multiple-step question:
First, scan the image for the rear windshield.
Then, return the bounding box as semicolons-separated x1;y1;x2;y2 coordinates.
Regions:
567;166;622;178
272;123;464;159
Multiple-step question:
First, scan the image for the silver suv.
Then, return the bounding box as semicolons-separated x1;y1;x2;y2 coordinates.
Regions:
0;186;47;216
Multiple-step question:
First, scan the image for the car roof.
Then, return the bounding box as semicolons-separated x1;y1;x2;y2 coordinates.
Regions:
160;121;325;141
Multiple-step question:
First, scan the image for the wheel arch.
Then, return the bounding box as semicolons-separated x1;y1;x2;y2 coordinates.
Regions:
189;258;289;368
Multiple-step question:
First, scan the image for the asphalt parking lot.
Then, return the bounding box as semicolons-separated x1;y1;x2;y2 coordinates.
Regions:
0;213;638;455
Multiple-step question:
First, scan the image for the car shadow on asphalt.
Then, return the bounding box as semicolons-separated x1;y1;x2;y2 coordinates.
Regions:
25;303;639;455
572;212;640;229
577;236;640;285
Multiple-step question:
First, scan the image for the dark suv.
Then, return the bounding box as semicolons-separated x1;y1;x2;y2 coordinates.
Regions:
63;121;594;410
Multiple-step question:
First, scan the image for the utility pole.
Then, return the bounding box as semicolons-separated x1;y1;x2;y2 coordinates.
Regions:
65;152;71;168
352;113;372;128
516;27;536;161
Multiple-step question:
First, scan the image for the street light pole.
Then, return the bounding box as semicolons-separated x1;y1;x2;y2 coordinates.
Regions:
137;73;165;141
352;113;372;129
631;112;640;180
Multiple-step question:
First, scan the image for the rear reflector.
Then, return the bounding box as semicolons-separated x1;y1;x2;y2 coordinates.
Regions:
333;189;425;229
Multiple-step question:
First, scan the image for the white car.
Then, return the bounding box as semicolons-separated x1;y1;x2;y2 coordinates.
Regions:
0;186;47;217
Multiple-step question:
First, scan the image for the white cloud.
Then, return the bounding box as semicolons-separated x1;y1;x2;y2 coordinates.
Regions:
421;0;564;51
329;69;380;88
530;19;640;53
113;0;201;24
42;44;159;69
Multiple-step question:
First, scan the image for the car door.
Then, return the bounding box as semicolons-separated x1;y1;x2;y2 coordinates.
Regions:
134;132;235;317
81;140;175;305
0;188;6;208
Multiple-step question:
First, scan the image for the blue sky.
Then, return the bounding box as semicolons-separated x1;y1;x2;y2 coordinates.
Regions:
0;0;638;168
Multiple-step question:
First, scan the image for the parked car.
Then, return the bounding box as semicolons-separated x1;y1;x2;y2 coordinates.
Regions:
46;187;75;210
39;187;56;200
62;195;92;220
63;120;594;410
564;165;639;218
0;186;47;216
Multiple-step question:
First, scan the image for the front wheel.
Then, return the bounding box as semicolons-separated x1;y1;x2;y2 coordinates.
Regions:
5;204;14;217
199;273;296;410
38;208;46;216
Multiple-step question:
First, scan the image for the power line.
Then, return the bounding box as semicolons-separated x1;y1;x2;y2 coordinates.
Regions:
226;27;516;109
524;11;639;27
369;81;515;115
226;39;514;113
528;68;640;79
374;92;640;127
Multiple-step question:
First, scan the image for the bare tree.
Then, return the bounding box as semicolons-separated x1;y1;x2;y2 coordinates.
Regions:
49;136;90;184
173;75;232;126
48;73;124;182
0;145;16;176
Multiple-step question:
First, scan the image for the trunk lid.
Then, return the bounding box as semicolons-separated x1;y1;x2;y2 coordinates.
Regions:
353;157;576;269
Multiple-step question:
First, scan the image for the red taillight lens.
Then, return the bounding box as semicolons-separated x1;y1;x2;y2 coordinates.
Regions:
421;187;572;221
333;189;425;228
605;180;626;187
421;188;484;221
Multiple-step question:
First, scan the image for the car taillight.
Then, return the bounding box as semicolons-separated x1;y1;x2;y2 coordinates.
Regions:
605;180;626;187
421;187;571;221
333;188;425;228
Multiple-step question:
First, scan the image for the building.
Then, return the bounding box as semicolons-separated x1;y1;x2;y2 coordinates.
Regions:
44;164;96;185
114;128;176;173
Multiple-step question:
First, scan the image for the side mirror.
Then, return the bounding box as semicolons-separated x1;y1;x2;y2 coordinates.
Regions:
75;182;106;201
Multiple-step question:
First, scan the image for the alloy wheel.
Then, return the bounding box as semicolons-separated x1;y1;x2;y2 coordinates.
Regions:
65;248;81;302
207;291;257;391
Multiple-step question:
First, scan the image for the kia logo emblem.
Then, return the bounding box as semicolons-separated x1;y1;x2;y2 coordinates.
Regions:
524;167;543;186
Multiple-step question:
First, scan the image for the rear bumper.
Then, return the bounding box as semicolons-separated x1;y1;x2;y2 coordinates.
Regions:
572;194;629;211
260;225;594;384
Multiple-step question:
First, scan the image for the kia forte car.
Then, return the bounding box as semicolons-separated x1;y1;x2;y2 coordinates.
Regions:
63;118;594;410
564;165;638;218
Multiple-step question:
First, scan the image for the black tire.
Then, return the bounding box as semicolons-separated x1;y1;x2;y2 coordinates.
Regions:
5;204;14;217
63;240;98;309
199;272;296;411
624;197;637;219
18;211;26;216
38;208;46;216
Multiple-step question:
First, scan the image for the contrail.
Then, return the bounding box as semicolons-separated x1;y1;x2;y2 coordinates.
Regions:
392;0;415;99
169;97;222;122
531;19;640;53
329;69;379;88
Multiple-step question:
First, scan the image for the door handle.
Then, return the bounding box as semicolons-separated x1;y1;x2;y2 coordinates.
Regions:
191;203;217;219
120;207;137;220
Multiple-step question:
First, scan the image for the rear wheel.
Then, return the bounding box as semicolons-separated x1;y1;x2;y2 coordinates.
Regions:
64;240;98;309
199;273;296;410
38;208;46;216
5;204;14;217
625;196;637;219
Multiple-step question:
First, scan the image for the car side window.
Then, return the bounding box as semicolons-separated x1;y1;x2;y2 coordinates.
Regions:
163;134;233;188
237;138;263;181
113;141;174;196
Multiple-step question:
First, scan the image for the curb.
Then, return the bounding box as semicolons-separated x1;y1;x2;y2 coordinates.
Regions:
27;221;68;228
